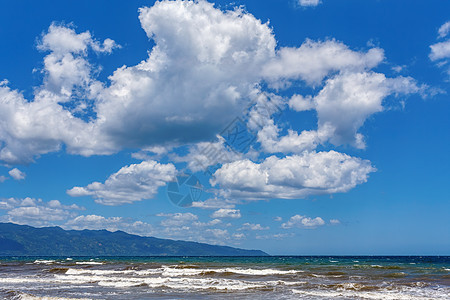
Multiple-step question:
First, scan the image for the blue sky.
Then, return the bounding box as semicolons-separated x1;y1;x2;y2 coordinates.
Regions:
0;0;449;255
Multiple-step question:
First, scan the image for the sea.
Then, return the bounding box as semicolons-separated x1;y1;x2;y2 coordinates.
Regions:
0;256;448;299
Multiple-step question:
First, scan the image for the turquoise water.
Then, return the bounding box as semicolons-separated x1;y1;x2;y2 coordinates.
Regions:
0;256;449;299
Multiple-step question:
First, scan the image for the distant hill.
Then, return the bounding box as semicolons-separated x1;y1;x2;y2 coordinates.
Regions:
0;222;268;256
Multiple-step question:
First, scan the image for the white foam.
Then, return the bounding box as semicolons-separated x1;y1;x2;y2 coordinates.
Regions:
50;271;314;291
64;266;301;277
0;277;63;284
53;269;308;291
75;262;103;265
292;286;450;300
3;270;449;298
265;280;307;286
15;292;89;300
222;267;301;275
65;268;160;276
309;273;327;278
161;266;301;276
33;260;55;264
54;274;270;290
144;277;268;291
97;280;146;288
161;267;205;276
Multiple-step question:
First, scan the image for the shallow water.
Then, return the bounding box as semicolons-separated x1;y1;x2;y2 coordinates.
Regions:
0;256;448;299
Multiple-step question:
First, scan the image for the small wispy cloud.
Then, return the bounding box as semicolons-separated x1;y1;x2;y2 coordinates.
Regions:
430;21;450;76
211;208;242;219
281;214;325;229
298;0;321;7
8;168;26;180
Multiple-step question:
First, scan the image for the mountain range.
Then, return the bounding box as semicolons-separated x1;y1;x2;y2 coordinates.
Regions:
0;222;268;256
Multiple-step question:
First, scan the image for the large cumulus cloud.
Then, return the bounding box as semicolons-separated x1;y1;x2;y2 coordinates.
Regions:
0;0;425;206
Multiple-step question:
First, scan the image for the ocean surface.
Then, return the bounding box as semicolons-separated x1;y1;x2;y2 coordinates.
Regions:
0;256;448;299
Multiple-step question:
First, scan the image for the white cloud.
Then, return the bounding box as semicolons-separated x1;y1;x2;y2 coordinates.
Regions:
256;233;294;240
66;214;119;227
48;199;83;210
194;218;222;227
0;1;424;171
0;197;82;227
257;120;327;154
232;233;245;239
211;151;375;200
154;212;237;245
94;0;276;151
274;216;282;222
38;23;118;56
172;136;243;173
330;219;341;225
8;168;26;180
262;39;384;86
67;160;176;205
391;65;405;73
64;215;154;236
246;91;285;132
239;222;269;231
257;39;423;155
288;94;315;112
430;21;450;75
0;175;8;183
7;206;69;222
438;21;450;39
313;72;421;148
259;72;422;153
0;1;426;213
191;197;237;209
0;198;154;236
281;214;325;229
205;228;229;241
429;41;450;61
132;146;173;161
298;0;321;7
68;212;225;242
0;1;276;164
0;25;116;164
159;212;198;227
37;23;118;98
211;208;242;219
